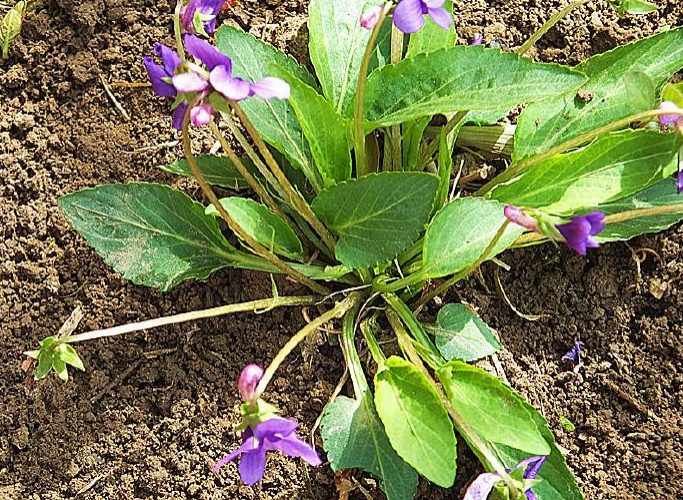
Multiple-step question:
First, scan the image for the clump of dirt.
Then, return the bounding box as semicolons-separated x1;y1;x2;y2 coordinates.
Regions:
1;0;682;499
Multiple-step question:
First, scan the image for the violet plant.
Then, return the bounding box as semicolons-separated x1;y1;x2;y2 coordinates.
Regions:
27;0;683;499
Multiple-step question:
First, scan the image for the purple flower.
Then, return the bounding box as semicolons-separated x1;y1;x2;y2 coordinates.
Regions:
555;211;605;256
238;364;264;402
562;341;584;364
677;169;683;195
470;33;484;45
393;0;453;34
658;101;683;129
144;44;182;98
211;417;322;485
504;205;539;233
464;456;547;500
360;5;383;30
180;0;226;35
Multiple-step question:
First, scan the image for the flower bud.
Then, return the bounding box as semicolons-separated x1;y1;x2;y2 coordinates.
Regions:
360;5;383;30
238;364;264;402
503;205;538;233
658;101;683;129
190;102;214;128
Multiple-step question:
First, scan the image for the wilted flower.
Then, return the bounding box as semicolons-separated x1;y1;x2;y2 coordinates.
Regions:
393;0;452;34
238;364;264;402
360;5;383;30
555;212;605;256
658;101;683;130
464;455;547;500
470;33;484;45
180;0;227;35
562;341;585;364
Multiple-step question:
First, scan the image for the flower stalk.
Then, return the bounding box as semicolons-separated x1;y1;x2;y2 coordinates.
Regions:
517;0;590;56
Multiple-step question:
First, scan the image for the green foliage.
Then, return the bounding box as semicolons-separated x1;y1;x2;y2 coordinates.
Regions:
216;26;324;191
59;183;237;291
492;130;679;214
437;361;550;456
26;338;85;381
321;393;418;500
405;0;456;57
159;155;254;189
207;198;304;260
662;82;683;107
273;66;352;187
363;46;587;128
426;304;501;362
422;198;523;279
312;172;439;268
514;28;683;160
375;357;456;487
0;1;34;59
608;0;658;16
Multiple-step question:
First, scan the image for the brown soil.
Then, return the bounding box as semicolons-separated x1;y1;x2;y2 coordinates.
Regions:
1;1;682;499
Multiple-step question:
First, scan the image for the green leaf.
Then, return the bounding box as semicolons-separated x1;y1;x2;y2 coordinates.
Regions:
273;67;352;187
363;46;587;129
594;178;683;242
312;172;439;268
622;70;655;114
421;198;523;279
514;28;683;161
207;197;303;260
611;0;658;16
1;6;23;58
35;347;54;380
434;130;453;213
437;361;550;456
308;0;388;114
406;0;455;57
375;357;456;487
402;117;431;171
159;155;254;190
56;344;85;371
59;183;237;291
492;129;679;215
321;393;418;500
215;26;323;192
662;82;683;108
426;304;501;362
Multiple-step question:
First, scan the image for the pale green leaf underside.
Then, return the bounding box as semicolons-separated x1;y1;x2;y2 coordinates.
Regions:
364;46;587;128
375;357;456;487
273;66;352;187
514;27;683;161
216;26;322;191
321;393;418;500
426;303;501;362
59;183;235;291
312;172;439;269
437;361;550;456
207;197;303;260
422;197;523;279
595;178;683;242
491;129;678;215
159;155;253;190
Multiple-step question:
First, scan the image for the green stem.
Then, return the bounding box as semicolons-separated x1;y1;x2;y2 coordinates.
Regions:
385;309;519;499
387;24;405;171
182;112;330;295
342;303;368;397
477;108;683;195
456;124;515;157
360;315;386;365
255;294;361;399
419;111;467;169
517;0;590;56
354;3;392;176
372;271;426;293
414;221;511;310
230;101;337;254
173;1;186;61
61;296;317;345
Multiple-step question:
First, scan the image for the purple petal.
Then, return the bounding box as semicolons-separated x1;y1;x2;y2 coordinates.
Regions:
526;491;539;500
463;472;502;500
658;101;682;127
184;34;232;70
268;434;322;467
427;7;453;31
238;364;264;401
172;102;189;131
360;5;383;30
172;72;210;93
520;455;547;480
250;77;291;100
144;57;176;98
393;0;426;34
584;211;605;236
180;0;199;33
210;436;257;473
556;217;593;256
470;34;484;45
154;43;182;75
238;447;268;486
190;102;214;127
677;169;683;195
424;0;446;6
210;65;251;100
253;417;298;440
